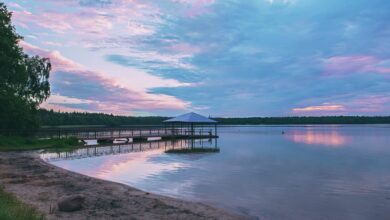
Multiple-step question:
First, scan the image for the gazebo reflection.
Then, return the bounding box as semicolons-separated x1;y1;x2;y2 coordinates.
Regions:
40;138;219;162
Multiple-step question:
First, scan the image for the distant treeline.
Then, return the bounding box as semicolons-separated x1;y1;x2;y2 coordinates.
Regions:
38;109;168;126
214;116;390;125
38;109;390;127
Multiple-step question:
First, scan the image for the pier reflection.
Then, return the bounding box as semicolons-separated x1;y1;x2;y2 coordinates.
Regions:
285;129;348;147
40;138;219;162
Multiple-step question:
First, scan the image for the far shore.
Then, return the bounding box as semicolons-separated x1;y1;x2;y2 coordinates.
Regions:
0;151;248;220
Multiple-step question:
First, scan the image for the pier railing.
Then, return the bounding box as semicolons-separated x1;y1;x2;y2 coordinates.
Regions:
0;126;218;140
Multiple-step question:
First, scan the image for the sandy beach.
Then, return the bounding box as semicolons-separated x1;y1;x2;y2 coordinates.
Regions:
0;151;248;220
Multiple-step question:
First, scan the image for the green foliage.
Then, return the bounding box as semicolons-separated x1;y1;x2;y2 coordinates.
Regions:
37;109;390;126
0;3;51;129
38;109;168;126
0;187;44;220
0;136;82;152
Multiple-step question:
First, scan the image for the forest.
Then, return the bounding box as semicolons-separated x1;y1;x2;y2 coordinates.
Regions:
38;109;390;127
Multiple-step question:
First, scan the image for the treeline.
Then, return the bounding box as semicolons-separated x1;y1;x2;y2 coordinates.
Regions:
38;109;390;127
38;109;168;126
214;116;390;125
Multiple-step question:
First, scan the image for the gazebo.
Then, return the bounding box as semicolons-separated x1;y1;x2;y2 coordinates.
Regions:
163;112;218;138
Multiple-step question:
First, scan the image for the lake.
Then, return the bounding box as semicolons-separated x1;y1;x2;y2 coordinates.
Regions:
41;125;390;219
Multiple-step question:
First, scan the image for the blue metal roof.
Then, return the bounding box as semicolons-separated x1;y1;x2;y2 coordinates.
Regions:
163;112;217;123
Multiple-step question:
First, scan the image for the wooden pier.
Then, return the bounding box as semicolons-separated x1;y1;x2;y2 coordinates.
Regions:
17;126;218;143
1;113;219;144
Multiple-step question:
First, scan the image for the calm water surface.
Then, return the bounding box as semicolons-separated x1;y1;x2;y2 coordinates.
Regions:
42;125;390;219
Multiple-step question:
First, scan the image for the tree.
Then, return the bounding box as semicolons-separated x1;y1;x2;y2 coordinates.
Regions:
0;3;51;129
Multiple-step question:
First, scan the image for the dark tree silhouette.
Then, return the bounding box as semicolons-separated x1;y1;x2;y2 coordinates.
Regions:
0;3;51;129
37;109;390;127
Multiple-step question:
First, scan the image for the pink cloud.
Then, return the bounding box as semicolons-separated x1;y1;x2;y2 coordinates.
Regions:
9;1;199;72
19;42;190;115
13;10;112;35
323;55;390;75
292;95;390;115
347;95;390;113
7;2;24;10
20;41;82;71
10;0;163;40
293;104;345;112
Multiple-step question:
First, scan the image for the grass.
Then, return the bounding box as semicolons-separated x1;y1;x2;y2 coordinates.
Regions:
0;136;83;152
165;147;220;154
0;187;44;220
0;136;82;219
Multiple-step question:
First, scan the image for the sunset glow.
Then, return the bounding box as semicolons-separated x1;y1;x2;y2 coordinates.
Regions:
293;105;345;112
286;130;348;147
3;0;390;116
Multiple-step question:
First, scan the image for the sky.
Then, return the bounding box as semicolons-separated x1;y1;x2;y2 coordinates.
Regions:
3;0;390;117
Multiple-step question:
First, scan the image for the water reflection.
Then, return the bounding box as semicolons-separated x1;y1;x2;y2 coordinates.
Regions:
42;126;390;220
85;149;190;184
41;138;219;187
41;138;218;162
285;129;348;147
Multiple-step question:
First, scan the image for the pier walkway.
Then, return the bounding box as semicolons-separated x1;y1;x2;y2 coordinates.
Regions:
6;126;218;142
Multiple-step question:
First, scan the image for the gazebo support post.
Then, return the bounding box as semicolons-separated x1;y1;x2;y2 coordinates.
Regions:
162;112;218;139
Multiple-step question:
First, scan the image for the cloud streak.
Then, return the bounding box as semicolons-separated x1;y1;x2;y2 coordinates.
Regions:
323;56;390;75
293;105;346;113
20;41;190;115
4;0;390;116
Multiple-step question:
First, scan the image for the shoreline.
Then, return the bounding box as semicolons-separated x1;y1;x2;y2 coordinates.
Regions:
0;151;248;220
